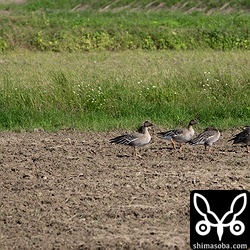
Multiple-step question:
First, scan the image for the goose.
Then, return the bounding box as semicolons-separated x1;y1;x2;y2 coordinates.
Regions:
158;120;198;151
109;120;153;157
228;126;250;153
189;127;220;152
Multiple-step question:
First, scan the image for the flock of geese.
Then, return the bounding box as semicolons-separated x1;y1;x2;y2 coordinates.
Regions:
109;120;250;157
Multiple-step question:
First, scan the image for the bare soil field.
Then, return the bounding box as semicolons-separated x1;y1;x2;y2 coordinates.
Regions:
0;129;249;249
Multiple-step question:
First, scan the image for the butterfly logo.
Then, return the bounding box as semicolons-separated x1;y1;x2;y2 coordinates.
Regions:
193;193;247;241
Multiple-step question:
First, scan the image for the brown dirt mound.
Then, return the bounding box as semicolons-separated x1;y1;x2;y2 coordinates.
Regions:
0;129;249;249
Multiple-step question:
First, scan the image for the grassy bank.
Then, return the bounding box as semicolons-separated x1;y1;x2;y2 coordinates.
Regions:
0;50;249;131
0;1;249;52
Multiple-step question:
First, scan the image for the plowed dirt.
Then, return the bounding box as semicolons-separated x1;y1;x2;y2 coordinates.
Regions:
0;129;249;249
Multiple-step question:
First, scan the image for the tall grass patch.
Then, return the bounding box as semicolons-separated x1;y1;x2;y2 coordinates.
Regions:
0;50;249;131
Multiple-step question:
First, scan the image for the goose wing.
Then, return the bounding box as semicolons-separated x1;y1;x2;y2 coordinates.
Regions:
189;130;216;145
109;133;139;145
228;128;249;144
158;128;184;139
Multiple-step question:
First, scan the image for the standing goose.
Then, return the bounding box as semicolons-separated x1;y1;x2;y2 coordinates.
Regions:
228;126;250;153
109;120;153;157
189;127;220;152
158;120;198;151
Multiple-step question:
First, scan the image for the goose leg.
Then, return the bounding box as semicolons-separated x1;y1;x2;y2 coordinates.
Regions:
171;138;177;150
133;147;142;158
133;147;137;156
204;144;210;152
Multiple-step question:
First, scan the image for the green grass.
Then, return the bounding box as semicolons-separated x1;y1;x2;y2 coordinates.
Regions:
0;0;249;131
1;0;249;12
0;1;249;52
0;50;249;131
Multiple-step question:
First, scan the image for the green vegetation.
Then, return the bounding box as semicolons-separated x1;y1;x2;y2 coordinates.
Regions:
1;0;249;12
0;51;249;131
0;1;249;131
0;1;249;52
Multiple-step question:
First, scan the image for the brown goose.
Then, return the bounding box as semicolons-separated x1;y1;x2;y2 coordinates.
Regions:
109;121;153;157
158;120;198;151
189;127;220;152
228;126;250;153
